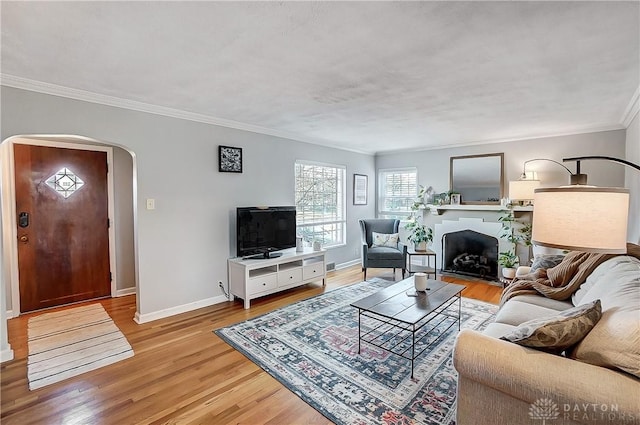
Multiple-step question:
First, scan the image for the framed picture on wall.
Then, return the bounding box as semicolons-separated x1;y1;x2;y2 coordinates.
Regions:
219;145;243;173
353;174;368;205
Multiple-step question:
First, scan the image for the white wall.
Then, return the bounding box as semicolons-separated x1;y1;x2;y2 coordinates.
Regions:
626;111;640;244
112;146;136;291
1;87;376;322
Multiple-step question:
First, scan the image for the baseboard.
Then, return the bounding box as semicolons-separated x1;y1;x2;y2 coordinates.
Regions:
115;287;136;297
5;309;18;319
133;295;229;324
335;259;361;270
1;347;14;363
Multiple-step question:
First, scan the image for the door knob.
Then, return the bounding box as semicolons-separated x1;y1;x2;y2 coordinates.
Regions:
19;235;28;243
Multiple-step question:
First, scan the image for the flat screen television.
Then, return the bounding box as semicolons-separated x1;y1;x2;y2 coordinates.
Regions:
236;206;297;258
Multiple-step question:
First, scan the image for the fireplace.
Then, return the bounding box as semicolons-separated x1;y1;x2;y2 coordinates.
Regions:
442;230;499;280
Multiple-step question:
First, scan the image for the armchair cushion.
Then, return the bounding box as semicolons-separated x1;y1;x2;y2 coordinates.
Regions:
367;246;404;260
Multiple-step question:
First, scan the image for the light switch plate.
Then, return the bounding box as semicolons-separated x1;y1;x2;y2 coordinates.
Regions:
146;198;155;210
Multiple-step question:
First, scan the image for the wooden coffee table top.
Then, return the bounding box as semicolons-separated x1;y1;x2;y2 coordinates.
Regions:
351;277;465;325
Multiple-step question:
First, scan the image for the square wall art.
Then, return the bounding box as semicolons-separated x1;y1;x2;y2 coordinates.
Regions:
219;145;243;173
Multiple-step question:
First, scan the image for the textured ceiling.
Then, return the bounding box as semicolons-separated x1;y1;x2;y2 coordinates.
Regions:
1;1;638;154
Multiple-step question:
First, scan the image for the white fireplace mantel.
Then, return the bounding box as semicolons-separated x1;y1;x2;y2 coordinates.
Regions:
413;205;534;276
427;204;533;215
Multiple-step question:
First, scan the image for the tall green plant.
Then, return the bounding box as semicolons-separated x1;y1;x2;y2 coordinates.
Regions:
498;210;519;245
498;209;532;267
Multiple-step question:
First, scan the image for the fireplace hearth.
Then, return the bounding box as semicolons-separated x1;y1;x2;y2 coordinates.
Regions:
442;229;499;280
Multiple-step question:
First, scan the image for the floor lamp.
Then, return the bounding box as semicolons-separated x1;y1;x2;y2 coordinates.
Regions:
532;156;640;254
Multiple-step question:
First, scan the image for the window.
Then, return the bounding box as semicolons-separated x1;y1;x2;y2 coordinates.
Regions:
378;168;417;218
295;161;346;247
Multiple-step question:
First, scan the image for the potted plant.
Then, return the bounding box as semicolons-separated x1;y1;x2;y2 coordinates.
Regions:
498;249;519;279
405;218;433;251
498;209;525;278
405;186;434;251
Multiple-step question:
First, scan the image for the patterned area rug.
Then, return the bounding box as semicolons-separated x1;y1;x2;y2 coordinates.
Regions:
27;303;134;390
215;278;497;425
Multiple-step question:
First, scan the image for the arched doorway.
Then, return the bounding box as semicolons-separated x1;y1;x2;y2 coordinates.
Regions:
1;135;138;317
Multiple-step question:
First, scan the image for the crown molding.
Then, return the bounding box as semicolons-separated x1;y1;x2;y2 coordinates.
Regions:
375;124;626;156
0;74;373;155
621;85;640;128
1;74;630;156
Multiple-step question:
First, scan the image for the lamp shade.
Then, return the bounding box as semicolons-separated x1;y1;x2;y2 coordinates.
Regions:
532;187;629;254
509;179;541;201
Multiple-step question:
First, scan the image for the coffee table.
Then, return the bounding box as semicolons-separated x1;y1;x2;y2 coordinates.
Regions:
351;277;466;378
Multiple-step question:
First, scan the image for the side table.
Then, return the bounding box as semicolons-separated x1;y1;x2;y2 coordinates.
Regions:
499;277;515;288
407;248;437;279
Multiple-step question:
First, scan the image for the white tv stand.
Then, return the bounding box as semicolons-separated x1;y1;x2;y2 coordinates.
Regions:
228;248;326;309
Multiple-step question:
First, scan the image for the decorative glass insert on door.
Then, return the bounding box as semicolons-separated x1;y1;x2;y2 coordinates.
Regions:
45;167;85;198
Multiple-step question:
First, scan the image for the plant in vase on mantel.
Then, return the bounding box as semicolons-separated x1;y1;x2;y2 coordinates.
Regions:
411;185;433;210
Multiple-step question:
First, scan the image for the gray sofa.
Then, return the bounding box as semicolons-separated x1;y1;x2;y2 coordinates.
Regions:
454;255;640;425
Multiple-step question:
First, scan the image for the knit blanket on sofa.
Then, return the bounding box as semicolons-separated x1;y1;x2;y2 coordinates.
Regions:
500;243;640;305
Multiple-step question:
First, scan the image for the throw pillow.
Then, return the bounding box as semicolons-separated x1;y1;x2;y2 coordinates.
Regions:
569;256;640;378
371;232;399;248
530;254;566;272
500;299;602;353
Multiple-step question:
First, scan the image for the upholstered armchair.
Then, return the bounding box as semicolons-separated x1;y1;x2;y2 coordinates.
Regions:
359;219;407;280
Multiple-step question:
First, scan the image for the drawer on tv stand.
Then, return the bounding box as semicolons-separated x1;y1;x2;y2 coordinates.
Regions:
278;268;303;286
303;263;324;280
247;273;278;295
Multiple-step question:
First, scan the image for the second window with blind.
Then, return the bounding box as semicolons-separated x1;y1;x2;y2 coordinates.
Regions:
378;168;418;219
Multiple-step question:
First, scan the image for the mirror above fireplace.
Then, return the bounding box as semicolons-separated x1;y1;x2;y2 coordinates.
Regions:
450;153;504;204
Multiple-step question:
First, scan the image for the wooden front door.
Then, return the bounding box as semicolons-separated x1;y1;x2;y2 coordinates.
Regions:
14;144;111;313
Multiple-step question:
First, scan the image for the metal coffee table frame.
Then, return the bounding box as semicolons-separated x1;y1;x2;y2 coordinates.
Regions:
351;278;465;378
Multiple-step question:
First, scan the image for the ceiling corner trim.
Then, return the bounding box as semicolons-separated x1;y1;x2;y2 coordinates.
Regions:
374;124;626;156
0;74;372;154
621;85;640;127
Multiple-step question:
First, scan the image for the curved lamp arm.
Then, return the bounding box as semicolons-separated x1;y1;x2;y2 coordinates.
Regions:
523;158;586;184
564;156;640;174
523;158;573;176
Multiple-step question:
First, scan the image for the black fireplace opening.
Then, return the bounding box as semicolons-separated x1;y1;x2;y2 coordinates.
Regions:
442;230;499;280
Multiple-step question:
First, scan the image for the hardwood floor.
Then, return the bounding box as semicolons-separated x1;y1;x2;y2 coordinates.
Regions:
1;265;502;425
